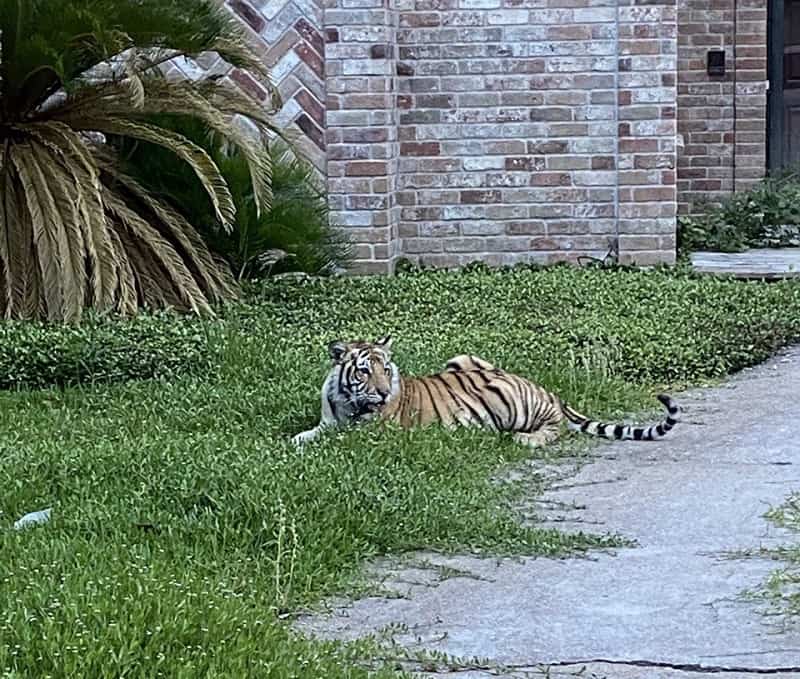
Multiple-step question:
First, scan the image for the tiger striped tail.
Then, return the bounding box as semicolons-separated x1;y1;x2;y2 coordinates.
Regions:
561;394;680;441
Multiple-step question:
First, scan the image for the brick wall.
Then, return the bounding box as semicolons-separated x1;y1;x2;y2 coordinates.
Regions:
170;0;328;174
617;0;678;264
395;1;620;268
324;0;401;274
676;0;768;216
191;0;740;271
393;0;677;268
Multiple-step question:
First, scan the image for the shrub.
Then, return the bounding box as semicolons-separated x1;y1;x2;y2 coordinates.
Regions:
245;263;800;387
679;171;800;253
118;118;352;278
0;0;278;321
0;313;214;390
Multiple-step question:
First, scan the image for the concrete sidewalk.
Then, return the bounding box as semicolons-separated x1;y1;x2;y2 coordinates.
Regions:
298;347;800;678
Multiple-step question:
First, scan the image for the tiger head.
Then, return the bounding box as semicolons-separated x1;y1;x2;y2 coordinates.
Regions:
328;335;398;416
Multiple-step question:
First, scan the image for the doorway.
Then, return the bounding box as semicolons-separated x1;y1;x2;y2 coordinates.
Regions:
769;0;800;170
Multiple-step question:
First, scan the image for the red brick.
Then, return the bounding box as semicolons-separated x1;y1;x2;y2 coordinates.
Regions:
530;173;571;187
230;69;267;102
346;161;388;177
401;142;441;156
460;190;501;204
294;18;324;56
294;89;324;126
296;114;325;151
295;43;324;78
229;0;264;33
592;156;616;170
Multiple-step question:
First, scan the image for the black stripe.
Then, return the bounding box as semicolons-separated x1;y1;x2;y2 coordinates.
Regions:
580;420;591;432
470;370;491;385
520;386;531;430
656;424;665;437
446;373;486;424
613;424;623;438
432;374;459;398
462;372;484;392
473;391;503;431
327;395;338;420
666;416;677;426
420;379;447;422
486;383;513;420
461;371;503;429
633;428;643;441
530;396;544;430
507;381;520;428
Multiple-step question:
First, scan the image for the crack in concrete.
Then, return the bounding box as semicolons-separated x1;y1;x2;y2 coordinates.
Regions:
548;476;627;491
392;656;800;676
544;657;800;675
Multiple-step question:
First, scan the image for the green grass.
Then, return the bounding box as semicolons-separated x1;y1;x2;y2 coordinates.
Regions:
2;265;800;677
759;495;800;624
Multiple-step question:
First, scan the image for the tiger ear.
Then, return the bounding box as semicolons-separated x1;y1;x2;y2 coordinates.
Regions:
375;335;393;352
328;341;348;362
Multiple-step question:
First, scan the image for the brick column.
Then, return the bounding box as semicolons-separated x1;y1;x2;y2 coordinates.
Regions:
676;0;768;215
324;0;400;274
617;0;678;266
734;0;768;192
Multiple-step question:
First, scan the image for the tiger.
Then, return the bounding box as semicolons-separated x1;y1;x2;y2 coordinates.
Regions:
290;335;680;448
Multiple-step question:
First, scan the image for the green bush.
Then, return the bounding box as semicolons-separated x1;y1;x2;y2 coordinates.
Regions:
679;171;800;252
245;264;800;387
116;117;352;278
0;313;214;390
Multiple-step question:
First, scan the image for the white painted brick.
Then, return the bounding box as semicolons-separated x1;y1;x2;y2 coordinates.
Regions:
270;50;301;83
487;10;529;25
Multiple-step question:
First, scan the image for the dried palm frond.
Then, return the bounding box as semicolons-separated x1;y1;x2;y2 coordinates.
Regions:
0;0;280;321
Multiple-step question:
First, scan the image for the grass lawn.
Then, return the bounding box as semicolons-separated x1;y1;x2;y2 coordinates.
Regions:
2;265;800;677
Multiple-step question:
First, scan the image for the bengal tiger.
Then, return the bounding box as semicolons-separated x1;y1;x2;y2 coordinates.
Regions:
290;336;680;448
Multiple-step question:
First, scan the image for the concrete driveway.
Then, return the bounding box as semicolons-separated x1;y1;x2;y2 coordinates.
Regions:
298;346;800;678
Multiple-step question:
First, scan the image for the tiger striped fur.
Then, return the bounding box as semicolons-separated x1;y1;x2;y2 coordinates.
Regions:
291;336;680;448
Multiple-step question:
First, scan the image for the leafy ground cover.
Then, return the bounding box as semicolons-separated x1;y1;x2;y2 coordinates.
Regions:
2;265;800;677
679;171;800;253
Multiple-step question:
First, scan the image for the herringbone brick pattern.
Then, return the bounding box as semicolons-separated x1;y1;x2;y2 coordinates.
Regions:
171;0;327;175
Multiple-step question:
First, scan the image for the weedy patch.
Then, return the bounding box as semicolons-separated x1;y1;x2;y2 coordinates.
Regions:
753;495;800;625
2;265;800;676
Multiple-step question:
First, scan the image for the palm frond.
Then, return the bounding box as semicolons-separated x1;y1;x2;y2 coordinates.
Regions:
9;144;67;319
105;226;138;315
65;78;275;217
29;122;120;308
103;191;210;314
0;0;279;319
67;116;236;229
99;155;237;302
30;140;89;315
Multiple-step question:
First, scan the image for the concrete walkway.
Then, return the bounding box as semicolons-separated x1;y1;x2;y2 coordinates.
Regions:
298;347;800;678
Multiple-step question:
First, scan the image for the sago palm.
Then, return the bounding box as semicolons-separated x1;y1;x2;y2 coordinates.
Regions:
0;0;279;321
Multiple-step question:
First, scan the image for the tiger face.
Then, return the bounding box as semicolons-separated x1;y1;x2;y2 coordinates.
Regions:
328;335;397;417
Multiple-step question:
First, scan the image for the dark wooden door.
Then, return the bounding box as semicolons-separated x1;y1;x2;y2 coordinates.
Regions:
783;0;800;167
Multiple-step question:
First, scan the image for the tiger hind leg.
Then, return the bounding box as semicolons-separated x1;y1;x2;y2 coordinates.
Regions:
513;424;561;448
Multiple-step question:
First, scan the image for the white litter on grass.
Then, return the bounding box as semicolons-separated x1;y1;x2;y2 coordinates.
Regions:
13;508;52;530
